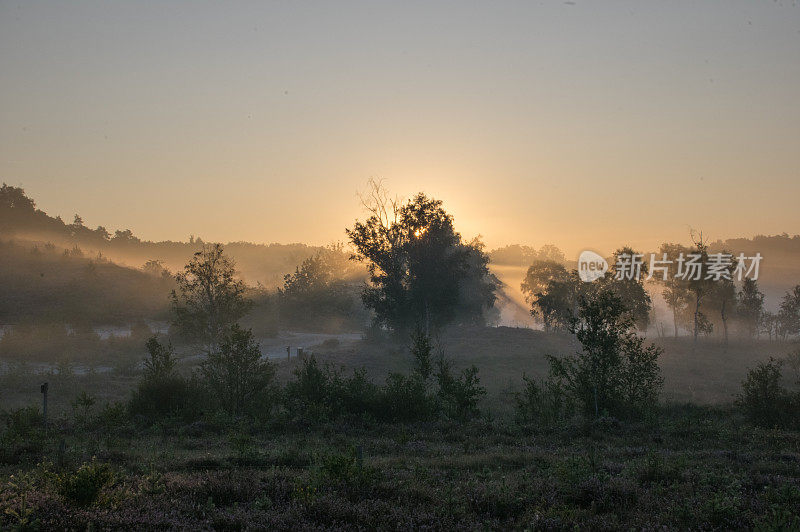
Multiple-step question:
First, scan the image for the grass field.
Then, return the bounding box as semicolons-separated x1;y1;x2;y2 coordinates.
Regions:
2;328;799;529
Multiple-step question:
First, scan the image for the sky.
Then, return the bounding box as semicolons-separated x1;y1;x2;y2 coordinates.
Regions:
1;1;799;257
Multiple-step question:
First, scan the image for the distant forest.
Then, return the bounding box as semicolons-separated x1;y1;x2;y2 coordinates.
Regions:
2;183;799;330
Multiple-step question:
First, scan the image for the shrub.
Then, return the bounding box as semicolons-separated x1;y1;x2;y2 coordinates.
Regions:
435;357;486;421
515;373;575;425
285;355;339;420
737;357;798;428
312;448;378;489
97;402;128;430
143;335;176;378
377;373;436;422
129;337;190;418
786;348;800;383
0;407;45;463
411;327;433;381
285;356;380;421
71;391;96;427
201;325;276;416
1;406;42;439
547;289;663;419
338;368;380;418
129;375;190;418
56;459;114;507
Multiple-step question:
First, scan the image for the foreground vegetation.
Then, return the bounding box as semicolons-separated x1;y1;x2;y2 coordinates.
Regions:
2;327;800;529
2;403;799;529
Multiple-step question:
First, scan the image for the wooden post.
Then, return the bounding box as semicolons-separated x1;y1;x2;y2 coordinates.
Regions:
356;444;363;469
287;346;291;361
298;348;304;360
40;382;48;426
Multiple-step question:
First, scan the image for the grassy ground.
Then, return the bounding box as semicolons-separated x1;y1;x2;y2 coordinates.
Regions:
1;406;799;529
2;328;799;529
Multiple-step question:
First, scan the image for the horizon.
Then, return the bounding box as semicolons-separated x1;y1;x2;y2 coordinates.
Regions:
5;181;800;261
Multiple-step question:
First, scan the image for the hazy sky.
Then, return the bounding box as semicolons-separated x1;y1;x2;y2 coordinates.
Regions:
1;1;799;256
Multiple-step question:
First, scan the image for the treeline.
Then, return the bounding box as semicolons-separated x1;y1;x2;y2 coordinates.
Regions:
521;241;800;341
0;183;333;286
489;243;566;267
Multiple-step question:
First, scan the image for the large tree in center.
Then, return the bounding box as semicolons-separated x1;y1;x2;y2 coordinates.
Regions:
346;181;496;333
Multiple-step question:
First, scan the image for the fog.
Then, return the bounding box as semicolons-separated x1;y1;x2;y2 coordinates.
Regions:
2;2;800;528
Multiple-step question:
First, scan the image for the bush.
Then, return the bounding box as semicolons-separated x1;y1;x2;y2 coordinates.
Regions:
377;373;436;422
56;459;114;507
129;336;190;419
786;348;800;383
201;325;276;416
411;328;433;381
338;368;380;417
737;357;798;428
285;355;339;420
71;391;96;427
129;374;190;418
0;407;45;462
285;334;485;424
312;448;378;489
435;357;486;421
547;289;663;419
285;356;379;421
515;373;575;425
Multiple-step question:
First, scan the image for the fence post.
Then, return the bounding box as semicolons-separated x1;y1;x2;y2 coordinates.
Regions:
287;346;291;361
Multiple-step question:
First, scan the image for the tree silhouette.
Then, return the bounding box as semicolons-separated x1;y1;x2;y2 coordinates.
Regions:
171;243;252;352
346;180;495;333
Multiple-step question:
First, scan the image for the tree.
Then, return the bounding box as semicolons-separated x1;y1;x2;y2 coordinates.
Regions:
685;232;714;342
0;184;36;212
548;288;663;419
761;311;780;341
201;325;275;415
705;250;737;344
536;244;566;264
521;260;584;331
521;260;569;303
655;243;692;337
279;245;366;331
737;278;764;337
708;277;736;344
489;244;537;266
410;327;433;381
171;244;252;352
777;285;800;340
143;336;177;378
346;180;496;333
142;259;171;279
605;246;652;331
530;270;585;331
455;237;500;326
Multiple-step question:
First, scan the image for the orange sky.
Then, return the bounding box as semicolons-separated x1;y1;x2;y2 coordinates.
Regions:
1;2;798;257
